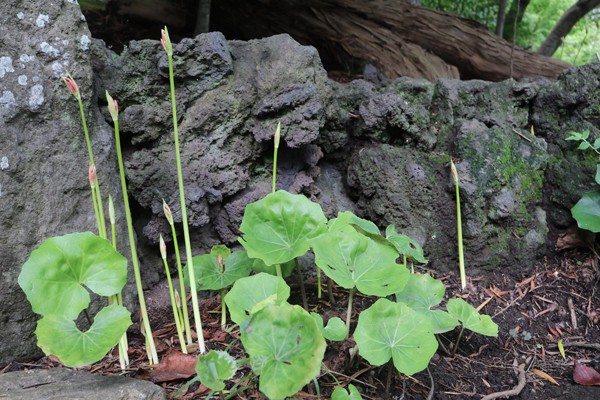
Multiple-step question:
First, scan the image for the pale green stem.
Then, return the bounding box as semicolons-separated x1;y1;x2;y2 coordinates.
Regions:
77;96;106;238
316;266;322;299
454;173;466;290
220;289;227;330
272;145;278;193
170;223;192;344
109;211;129;367
275;264;282;278
345;287;356;331
90;182;102;236
113;118;159;364
167;52;206;353
162;257;187;354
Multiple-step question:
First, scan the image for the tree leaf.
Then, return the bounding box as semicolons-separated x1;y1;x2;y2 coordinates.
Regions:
150;353;198;383
310;313;348;341
595;165;600;185
354;298;438;375
571;191;600;233
446;298;498;336
18;232;128;319
224;273;290;326
385;225;427;264
395;274;458;333
35;304;131;368
332;384;364;399
311;230;409;296
241;303;326;400
578;141;591;150
239;190;327;265
185;248;252;291
573;363;600;386
195;350;237;391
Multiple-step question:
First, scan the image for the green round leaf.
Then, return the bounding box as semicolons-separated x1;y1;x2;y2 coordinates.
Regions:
310;313;348;341
195;350;237;391
385;225;427;264
332;384;363;400
35;304;131;368
395;274;458;333
224;273;290;326
447;298;498;337
354;298;438;376
185;249;252;291
239;190;327;265
241;303;326;400
329;211;380;237
572;191;600;233
252;258;296;278
311;230;410;296
18;232;128;319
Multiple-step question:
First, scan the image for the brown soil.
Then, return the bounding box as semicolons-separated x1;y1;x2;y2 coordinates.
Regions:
4;251;599;399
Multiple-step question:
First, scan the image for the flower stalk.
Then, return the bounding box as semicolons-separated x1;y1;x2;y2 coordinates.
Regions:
64;71;106;238
160;235;187;353
162;26;206;353
450;159;467;290
107;90;159;364
164;200;193;344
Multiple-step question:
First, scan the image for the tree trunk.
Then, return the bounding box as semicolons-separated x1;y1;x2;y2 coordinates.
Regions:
537;0;600;57
496;0;509;37
213;0;569;82
503;0;531;41
194;0;212;35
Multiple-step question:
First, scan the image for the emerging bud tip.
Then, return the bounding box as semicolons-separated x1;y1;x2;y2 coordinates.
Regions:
161;26;173;56
163;199;174;225
105;90;119;122
450;159;458;182
274;121;281;149
63;71;80;100
159;234;167;260
88;164;96;186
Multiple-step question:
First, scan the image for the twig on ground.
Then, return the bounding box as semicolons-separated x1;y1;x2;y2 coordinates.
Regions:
567;297;578;330
551;341;600;351
480;364;526;400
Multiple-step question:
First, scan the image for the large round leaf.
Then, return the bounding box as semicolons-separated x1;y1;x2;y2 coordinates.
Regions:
241;303;326;400
572;191;600;233
35;304;131;368
224;273;290;326
385;224;427;264
447;298;498;337
354;298;438;375
195;350;237;391
311;230;409;296
395;274;458;333
239;190;327;265
18;232;128;319
185;248;252;291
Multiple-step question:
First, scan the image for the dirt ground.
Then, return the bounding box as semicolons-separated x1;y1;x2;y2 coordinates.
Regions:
4;249;598;400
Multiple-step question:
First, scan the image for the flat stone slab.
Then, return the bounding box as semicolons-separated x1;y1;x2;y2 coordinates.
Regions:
0;368;166;400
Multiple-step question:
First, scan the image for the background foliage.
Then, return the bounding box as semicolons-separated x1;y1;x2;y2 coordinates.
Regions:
423;0;600;65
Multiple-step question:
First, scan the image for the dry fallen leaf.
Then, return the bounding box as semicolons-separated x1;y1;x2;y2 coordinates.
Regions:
150;352;197;383
533;368;559;385
573;363;600;386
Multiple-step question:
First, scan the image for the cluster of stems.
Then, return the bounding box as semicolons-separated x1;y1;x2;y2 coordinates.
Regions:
62;72;130;368
162;26;206;353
